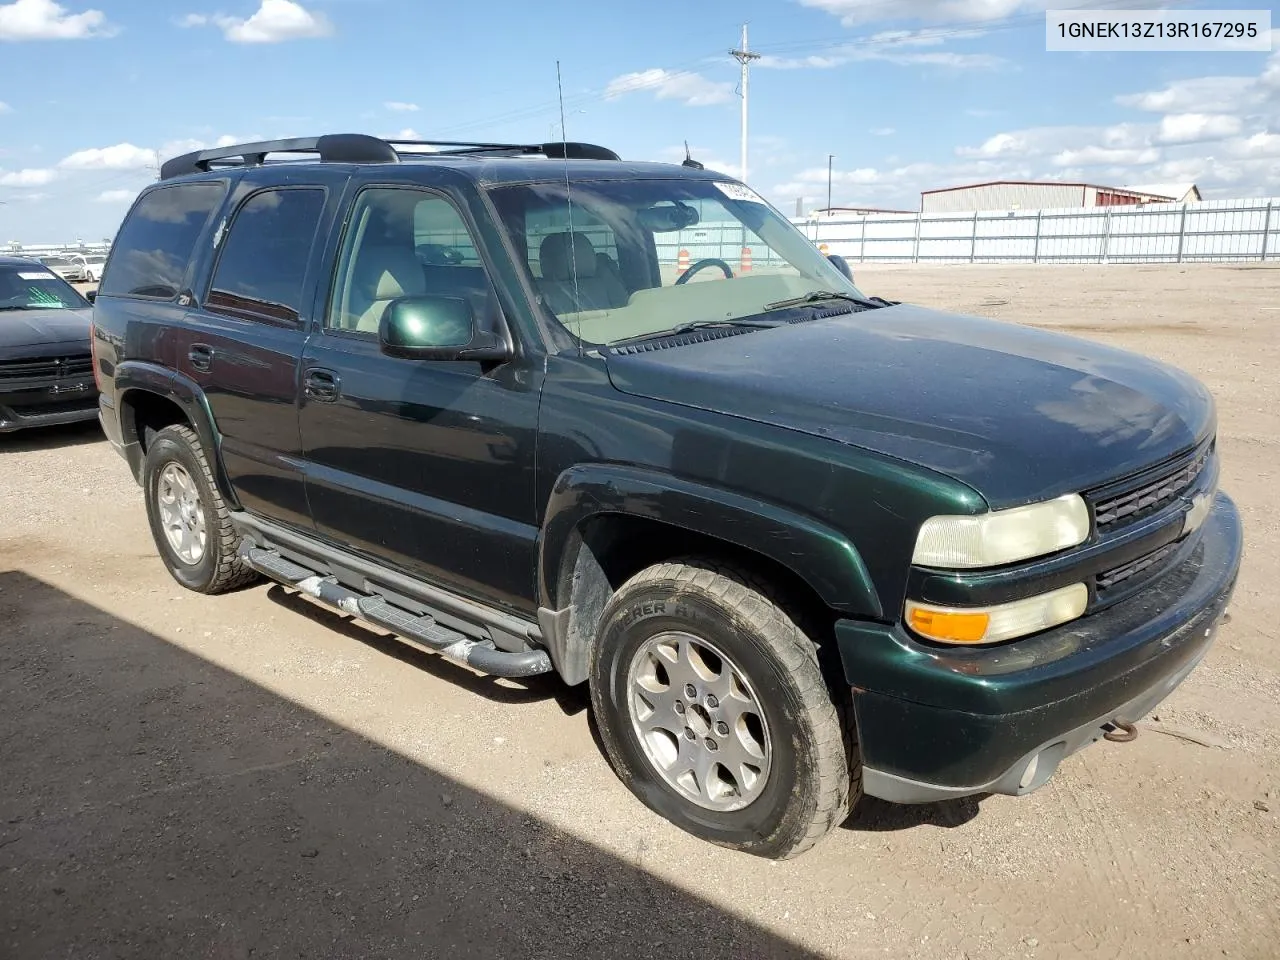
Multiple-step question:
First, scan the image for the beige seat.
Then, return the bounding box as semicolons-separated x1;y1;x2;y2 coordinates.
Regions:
537;232;628;316
347;247;427;334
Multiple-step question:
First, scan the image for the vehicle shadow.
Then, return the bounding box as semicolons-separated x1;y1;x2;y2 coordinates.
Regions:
842;794;984;832
267;584;981;830
0;419;103;452
0;569;818;960
264;584;590;716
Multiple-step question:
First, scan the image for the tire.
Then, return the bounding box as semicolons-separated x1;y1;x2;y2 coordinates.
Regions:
142;424;259;594
589;559;859;859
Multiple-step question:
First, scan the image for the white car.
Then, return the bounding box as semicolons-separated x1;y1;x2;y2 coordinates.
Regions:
78;253;107;282
37;253;108;283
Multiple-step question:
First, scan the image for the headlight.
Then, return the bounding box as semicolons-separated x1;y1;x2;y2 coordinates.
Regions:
906;583;1089;645
912;494;1090;569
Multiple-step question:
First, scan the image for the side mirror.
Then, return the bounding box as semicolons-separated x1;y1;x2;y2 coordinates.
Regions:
378;295;512;362
85;289;98;304
827;254;853;282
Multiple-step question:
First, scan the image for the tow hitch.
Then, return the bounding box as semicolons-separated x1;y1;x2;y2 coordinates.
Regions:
1103;721;1139;743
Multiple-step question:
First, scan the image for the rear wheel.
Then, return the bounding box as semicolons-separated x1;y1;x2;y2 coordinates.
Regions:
142;424;258;594
589;559;859;859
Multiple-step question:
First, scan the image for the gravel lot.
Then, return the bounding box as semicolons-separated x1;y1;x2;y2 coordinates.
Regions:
2;264;1277;959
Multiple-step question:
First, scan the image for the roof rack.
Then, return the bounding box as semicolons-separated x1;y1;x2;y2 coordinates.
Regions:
159;134;621;180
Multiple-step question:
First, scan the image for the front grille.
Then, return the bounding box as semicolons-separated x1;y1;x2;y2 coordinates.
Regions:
1096;541;1179;591
1093;445;1210;530
0;355;92;381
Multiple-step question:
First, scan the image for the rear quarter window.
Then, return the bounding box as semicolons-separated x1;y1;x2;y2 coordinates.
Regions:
100;182;227;300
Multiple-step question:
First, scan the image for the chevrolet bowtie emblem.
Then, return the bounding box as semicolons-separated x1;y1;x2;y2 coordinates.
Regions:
1182;492;1212;537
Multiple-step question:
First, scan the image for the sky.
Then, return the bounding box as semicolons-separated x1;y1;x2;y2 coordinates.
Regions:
0;0;1278;242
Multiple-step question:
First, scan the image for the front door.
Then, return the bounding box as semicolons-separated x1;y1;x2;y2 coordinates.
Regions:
298;185;542;615
176;175;338;530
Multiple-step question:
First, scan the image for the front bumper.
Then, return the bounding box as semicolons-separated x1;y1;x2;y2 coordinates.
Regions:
839;492;1242;804
0;379;99;433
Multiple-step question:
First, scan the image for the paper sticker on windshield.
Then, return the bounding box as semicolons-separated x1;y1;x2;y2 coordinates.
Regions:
714;182;765;204
18;271;55;280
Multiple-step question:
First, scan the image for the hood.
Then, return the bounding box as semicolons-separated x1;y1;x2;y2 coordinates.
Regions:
0;308;92;352
604;304;1214;508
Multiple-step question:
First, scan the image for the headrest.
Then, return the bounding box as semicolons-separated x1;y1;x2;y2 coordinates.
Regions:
353;247;426;300
539;232;598;282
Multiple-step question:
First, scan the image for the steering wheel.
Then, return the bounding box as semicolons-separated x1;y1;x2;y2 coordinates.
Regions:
675;258;735;285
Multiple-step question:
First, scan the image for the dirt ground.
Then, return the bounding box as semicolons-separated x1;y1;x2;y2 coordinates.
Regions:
2;264;1277;959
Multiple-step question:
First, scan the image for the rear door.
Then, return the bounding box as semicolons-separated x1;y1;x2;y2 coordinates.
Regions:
175;170;346;530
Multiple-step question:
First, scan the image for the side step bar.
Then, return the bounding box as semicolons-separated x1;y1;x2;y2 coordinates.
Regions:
239;545;553;679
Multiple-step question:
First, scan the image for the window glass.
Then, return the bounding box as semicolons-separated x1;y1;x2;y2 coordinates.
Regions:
524;204;618;279
0;262;90;311
100;183;225;299
328;188;497;335
207;188;326;323
413;200;481;266
487;179;863;346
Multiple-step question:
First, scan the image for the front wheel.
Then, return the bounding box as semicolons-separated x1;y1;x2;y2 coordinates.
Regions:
589;560;859;859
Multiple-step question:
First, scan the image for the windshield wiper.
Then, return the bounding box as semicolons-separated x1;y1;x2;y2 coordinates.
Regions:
608;318;782;347
764;290;885;312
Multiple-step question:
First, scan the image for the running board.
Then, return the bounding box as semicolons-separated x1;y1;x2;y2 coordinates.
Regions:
239;545;553;679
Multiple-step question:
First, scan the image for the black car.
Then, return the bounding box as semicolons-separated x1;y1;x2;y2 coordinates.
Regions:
92;135;1241;859
0;257;99;432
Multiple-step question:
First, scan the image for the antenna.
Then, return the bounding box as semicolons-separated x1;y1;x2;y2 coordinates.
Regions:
729;23;761;183
682;140;704;170
556;60;582;348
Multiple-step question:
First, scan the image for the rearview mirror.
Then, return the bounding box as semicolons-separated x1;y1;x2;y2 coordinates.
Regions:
827;254;853;283
379;295;512;362
85;289;98;304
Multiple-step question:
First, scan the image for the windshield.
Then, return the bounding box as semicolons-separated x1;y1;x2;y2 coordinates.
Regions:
40;256;72;268
0;263;90;311
85;255;107;264
487;178;865;345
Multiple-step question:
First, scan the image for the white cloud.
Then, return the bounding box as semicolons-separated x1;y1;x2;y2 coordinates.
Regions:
1156;113;1243;145
757;21;1002;71
183;0;331;44
1229;132;1280;158
1117;76;1256;115
798;0;1034;27
385;128;421;141
94;188;135;203
0;100;10;113
870;127;895;136
0;166;56;186
159;134;242;157
1051;146;1160;167
0;0;113;40
605;68;733;107
58;143;156;169
957;131;1029;157
385;101;419;112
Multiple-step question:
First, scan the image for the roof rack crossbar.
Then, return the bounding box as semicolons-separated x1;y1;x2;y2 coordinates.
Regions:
386;140;621;161
159;134;621;180
160;134;399;180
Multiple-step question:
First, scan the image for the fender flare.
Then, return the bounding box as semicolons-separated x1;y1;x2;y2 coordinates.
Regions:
115;361;240;509
539;463;881;617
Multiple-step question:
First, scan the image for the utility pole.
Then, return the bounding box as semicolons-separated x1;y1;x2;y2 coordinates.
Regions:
730;23;760;184
827;154;834;211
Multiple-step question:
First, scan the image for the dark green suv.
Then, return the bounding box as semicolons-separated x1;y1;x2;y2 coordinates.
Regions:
91;135;1241;858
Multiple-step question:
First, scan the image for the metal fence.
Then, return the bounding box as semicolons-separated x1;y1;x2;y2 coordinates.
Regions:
5;241;112;258
11;195;1280;268
654;196;1280;267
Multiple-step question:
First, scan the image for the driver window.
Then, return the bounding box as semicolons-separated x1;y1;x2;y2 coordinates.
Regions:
328;188;497;335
